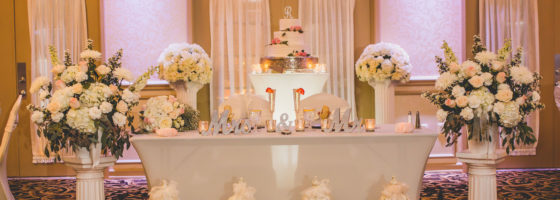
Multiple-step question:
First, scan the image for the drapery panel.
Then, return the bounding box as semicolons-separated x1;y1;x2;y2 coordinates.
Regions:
28;0;87;163
479;0;539;155
209;0;271;110
299;0;357;119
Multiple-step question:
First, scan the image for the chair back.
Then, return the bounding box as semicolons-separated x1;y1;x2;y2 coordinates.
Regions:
0;94;22;200
301;93;350;115
218;95;272;121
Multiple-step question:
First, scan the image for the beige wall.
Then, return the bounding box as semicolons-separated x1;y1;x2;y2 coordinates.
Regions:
1;0;559;177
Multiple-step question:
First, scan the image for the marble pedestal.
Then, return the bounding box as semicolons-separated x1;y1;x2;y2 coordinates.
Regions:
457;151;506;200
64;156;116;200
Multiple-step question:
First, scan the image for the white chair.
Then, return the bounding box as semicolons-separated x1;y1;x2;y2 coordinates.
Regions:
0;95;22;200
218;94;272;121
301;93;350;117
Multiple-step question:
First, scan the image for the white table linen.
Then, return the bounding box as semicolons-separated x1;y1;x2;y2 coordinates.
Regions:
132;125;437;199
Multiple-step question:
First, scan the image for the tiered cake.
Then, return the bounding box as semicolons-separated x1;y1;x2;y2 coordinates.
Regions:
261;11;318;73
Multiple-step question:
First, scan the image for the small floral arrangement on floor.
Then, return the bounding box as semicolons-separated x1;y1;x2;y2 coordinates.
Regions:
139;95;199;133
288;50;310;57
268;37;289;46
27;39;151;160
355;42;412;83
422;36;544;153
157;43;212;84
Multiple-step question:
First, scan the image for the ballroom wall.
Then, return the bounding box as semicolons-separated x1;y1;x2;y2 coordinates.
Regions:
0;0;558;177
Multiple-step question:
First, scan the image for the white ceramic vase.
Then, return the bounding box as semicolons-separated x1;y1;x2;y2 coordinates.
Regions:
467;120;499;155
63;130;116;200
368;79;395;125
170;81;203;109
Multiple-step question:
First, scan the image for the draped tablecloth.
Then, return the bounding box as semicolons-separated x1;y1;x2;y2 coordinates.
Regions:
132;124;437;200
250;72;329;122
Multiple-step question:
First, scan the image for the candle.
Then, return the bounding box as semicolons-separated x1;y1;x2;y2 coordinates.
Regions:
198;121;209;134
320;119;331;132
264;64;270;73
364;119;375;132
308;63;313;69
266;120;276;133
295;119;305;132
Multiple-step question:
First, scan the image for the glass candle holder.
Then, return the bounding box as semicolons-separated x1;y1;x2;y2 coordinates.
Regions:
198;121;209;134
364;119;375;132
295;119;305;132
320;119;331;132
266;120;276;133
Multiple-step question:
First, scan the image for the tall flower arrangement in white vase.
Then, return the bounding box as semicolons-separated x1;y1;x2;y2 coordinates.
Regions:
158;43;213;109
28;39;149;160
355;42;412;124
422;36;544;154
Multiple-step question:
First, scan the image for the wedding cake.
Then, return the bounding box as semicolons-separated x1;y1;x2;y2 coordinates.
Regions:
261;7;318;73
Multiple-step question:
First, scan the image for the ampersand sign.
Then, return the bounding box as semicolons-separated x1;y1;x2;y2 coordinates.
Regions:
277;113;291;131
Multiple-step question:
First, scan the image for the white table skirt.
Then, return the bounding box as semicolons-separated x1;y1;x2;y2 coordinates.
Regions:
132;125;437;200
250;72;329;122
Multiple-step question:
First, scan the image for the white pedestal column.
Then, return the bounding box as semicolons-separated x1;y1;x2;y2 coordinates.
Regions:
368;79;395;125
170;81;203;109
64;156;116;200
457;151;506;200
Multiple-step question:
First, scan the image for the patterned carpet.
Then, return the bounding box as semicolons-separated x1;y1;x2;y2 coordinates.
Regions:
8;169;560;199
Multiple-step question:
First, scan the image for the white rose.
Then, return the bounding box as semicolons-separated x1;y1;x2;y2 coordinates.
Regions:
515;96;526;105
498;84;510;91
31;111;44;124
162;103;174;114
52;64;66;74
493;102;505;114
72;83;83;94
100;102;113;113
468;95;482;108
468;76;484;88
532;92;540;102
496;89;513;102
158;117;173;129
116;101;129;113
448;62;460;73
51;112;64;122
456;96;469;108
88;107;102;119
461;60;481;77
75;71;88;82
460;107;474;120
95;65;111;75
481;72;493;86
112;112;127;127
452;86;465;97
436;109;448;122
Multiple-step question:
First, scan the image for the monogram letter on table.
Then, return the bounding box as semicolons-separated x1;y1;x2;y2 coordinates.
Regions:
422;36;544;200
355;43;412;125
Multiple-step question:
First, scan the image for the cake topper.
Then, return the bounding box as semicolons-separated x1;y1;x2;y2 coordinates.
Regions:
284;6;293;19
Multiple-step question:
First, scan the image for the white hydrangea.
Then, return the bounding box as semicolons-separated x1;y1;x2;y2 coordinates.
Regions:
468;95;482;109
74;71;88;82
474;51;497;65
116;101;128;113
88;107;102;119
470;87;495;109
60;65;81;83
100;102;113;113
436;109;448;122
435;72;458;90
95;65;111;75
112;112;127;127
532;92;540;102
39;90;49;100
80;49;102;59
498;101;522;128
122;89;139;104
31;111;44;124
158;117;173;129
460;107;474;120
80;83;112;107
114;68;133;81
481;72;493;86
67;108;96;133
51;112;64;122
30;76;50;94
510;66;534;84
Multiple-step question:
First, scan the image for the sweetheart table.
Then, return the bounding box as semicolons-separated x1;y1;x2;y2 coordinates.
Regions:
132;125;437;199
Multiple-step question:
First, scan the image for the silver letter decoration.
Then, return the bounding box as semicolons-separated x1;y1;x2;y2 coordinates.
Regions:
326;108;359;133
203;110;230;136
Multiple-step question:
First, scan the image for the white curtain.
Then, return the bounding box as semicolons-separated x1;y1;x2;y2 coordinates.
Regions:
299;0;357;119
209;0;271;110
28;0;87;163
479;0;539;155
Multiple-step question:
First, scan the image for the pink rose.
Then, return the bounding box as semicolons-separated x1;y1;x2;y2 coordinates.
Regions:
456;96;469;107
496;72;506;83
445;99;456;108
156;128;178;137
179;108;185;114
55;80;66;89
448;62;460;73
468;76;484;88
464;66;477;77
144;117;151;124
109;84;118;94
69;98;80;109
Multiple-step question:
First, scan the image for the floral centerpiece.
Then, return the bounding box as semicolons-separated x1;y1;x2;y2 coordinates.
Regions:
157;43;212;108
422;36;544;154
28;39;150;160
139;95;199;133
355;42;412;124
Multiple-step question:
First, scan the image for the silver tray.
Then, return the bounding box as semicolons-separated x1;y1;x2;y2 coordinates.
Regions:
260;56;319;73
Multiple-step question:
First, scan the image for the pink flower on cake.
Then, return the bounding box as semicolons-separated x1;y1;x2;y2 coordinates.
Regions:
271;38;281;45
290;25;302;31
